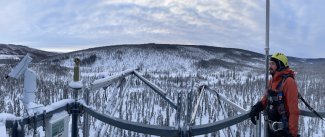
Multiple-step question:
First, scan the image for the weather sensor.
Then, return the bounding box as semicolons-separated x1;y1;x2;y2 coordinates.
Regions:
6;54;44;115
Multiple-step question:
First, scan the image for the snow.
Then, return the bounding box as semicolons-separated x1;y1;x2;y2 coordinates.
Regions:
2;45;325;136
0;113;21;136
0;121;8;137
0;99;73;121
0;54;20;60
221;58;237;63
232;51;243;56
0;113;21;121
45;99;74;112
69;81;83;89
25;102;45;115
60;47;199;74
92;68;134;86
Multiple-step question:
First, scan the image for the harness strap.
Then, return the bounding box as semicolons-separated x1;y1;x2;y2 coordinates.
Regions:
267;74;290;133
282;74;324;120
298;93;324;120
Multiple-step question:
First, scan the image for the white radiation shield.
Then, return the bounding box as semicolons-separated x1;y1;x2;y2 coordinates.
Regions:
6;54;44;115
7;54;32;79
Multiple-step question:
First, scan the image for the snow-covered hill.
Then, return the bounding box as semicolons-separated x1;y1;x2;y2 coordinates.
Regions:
1;43;325;136
45;43;325;71
0;44;57;62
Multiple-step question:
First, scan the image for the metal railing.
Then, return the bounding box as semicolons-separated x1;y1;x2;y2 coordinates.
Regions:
4;99;74;137
3;70;325;137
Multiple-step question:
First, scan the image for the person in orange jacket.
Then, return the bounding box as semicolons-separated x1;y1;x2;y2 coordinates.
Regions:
249;53;299;137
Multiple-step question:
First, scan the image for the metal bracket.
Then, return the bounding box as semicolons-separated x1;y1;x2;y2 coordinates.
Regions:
79;104;85;114
33;113;37;135
66;103;83;114
42;110;46;131
71;102;82;114
12;120;24;137
181;125;190;137
66;103;72;114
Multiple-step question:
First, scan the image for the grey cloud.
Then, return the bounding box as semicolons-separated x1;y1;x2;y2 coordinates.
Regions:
1;0;325;57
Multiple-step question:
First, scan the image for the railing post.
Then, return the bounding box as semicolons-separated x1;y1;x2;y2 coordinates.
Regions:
186;90;192;137
187;90;192;125
12;120;24;137
176;92;182;136
71;102;79;137
181;126;190;137
177;91;191;137
83;87;90;137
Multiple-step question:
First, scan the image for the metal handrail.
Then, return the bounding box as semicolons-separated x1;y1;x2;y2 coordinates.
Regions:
4;73;325;137
191;111;250;136
4;98;325;137
83;106;179;137
5;100;70;129
190;86;206;124
90;70;177;109
133;71;177;109
206;88;248;113
91;68;136;91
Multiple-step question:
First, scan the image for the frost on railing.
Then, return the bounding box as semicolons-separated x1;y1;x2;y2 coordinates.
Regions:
0;113;19;136
3;99;74;137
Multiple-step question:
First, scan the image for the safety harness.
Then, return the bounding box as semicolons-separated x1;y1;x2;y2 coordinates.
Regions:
266;74;290;134
267;74;324;134
278;75;324;121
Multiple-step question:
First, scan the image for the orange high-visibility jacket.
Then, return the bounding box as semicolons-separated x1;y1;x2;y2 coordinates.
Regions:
261;68;299;137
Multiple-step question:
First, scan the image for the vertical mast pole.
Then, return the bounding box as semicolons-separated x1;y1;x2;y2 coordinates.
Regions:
263;0;270;136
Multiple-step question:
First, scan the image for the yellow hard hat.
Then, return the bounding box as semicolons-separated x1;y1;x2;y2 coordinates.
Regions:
271;53;288;67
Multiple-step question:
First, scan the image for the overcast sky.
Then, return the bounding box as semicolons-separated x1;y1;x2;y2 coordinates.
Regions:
1;0;325;58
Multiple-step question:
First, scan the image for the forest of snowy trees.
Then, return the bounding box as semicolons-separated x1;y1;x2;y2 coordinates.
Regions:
0;44;324;136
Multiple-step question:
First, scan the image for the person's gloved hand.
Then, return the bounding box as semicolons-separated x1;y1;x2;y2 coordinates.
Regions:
249;101;263;125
